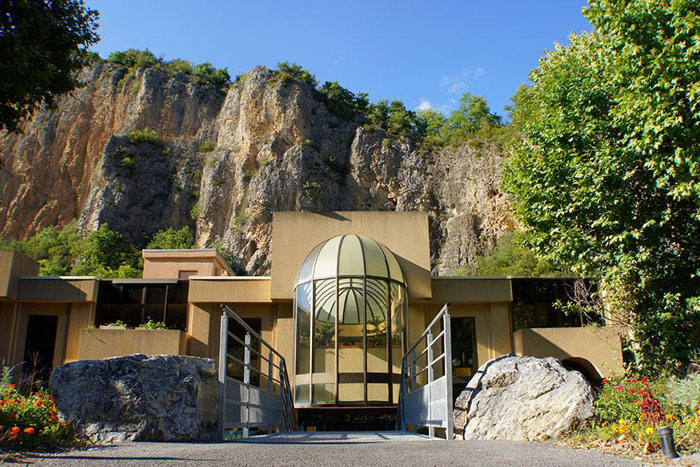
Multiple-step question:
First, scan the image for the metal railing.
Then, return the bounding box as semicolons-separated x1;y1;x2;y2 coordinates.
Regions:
398;303;453;439
218;304;297;439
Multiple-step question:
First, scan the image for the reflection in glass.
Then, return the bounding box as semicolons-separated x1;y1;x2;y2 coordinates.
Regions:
294;235;407;406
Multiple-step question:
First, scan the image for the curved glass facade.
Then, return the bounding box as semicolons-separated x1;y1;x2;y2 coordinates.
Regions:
294;235;407;406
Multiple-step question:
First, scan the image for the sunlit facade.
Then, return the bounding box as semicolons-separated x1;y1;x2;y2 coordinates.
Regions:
293;235;407;406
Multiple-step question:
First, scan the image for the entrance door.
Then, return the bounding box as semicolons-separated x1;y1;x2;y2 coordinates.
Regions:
23;315;59;381
450;317;477;398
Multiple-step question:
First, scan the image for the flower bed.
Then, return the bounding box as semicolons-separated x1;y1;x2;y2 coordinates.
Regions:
0;369;80;451
561;373;700;460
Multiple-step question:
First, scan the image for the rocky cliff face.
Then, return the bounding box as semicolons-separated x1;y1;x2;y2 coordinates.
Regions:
0;62;513;275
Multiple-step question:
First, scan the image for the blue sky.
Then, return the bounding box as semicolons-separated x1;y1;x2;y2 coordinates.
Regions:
86;1;592;118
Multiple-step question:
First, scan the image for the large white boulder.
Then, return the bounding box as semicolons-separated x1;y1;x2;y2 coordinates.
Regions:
453;354;595;441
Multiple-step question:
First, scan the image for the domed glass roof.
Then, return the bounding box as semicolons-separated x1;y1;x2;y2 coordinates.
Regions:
295;234;405;286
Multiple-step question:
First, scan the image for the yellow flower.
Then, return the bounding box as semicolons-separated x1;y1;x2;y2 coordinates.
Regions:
612;423;619;431
618;418;626;425
646;427;654;435
666;414;675;420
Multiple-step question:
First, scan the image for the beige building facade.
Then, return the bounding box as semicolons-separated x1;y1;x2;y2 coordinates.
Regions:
0;212;624;414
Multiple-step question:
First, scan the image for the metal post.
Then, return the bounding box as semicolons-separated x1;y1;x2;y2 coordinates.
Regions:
243;332;251;438
410;349;416;432
427;331;434;437
443;311;454;441
268;352;274;393
217;313;228;441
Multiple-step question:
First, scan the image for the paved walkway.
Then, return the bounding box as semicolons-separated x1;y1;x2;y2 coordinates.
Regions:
236;430;436;443
21;431;642;466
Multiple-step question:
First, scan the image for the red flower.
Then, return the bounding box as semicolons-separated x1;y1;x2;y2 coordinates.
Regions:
602;378;609;384
35;399;43;407
9;426;20;440
23;427;34;435
641;376;648;384
629;389;636;394
615;385;623;391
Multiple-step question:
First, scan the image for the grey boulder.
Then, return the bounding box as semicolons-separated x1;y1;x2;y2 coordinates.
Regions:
49;354;218;442
453;354;595;441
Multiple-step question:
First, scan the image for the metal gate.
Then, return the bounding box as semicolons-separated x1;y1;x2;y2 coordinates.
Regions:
398;303;454;439
218;304;297;438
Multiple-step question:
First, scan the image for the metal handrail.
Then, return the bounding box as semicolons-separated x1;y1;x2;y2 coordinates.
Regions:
218;304;297;439
221;304;286;360
398;303;453;439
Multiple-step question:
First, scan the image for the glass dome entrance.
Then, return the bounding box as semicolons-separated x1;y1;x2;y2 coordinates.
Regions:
294;235;407;406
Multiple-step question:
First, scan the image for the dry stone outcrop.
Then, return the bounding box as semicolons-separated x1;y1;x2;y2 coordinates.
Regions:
49;354;218;442
0;62;513;274
453;354;595;441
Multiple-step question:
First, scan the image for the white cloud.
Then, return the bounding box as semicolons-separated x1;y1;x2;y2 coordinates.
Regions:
416;98;433;111
440;67;486;94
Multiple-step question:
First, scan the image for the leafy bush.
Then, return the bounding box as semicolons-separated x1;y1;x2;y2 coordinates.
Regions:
454;231;565;277
138;319;167;330
126;128;163;147
108;48;160;68
198;139;216;152
106;320;128;328
275;61;317;87
565;374;700;456
192;62;230;90
665;372;700;415
318;81;368;121
0;368;78;449
107;49;230;90
146;226;195;250
166;58;193;75
596;377;664;426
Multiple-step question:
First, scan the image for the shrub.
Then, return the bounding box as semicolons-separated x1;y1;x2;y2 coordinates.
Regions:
192;62;230;90
0;368;78;449
166;58;193;75
108;48;159;69
596;377;664;426
664;372;700;415
138;319;167;330
275;61;317;87
126;128;163;147
146;226;195;250
106;320;128;328
198;139;216;152
120;156;134;170
190;203;201;220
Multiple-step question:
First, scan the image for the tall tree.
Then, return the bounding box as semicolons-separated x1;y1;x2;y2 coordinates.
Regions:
0;0;99;132
504;0;700;372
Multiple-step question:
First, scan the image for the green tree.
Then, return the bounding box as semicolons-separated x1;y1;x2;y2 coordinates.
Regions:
454;232;565;278
0;0;99;132
503;0;700;373
319;81;360;120
416;109;447;149
444;92;501;145
146;226;195;250
275;61;317;87
108;48;159;69
71;224;140;277
192;61;230;90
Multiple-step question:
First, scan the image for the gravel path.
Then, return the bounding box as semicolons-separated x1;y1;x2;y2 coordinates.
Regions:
22;431;641;466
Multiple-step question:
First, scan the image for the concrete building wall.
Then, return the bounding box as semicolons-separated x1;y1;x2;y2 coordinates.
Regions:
78;329;186;360
270;211;432;300
142;249;233;279
0;250;39;299
513;326;624;378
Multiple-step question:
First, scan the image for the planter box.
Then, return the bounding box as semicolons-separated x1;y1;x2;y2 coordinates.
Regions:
78;328;187;360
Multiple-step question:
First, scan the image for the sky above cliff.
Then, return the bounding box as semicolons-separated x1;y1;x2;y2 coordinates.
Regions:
86;0;591;118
